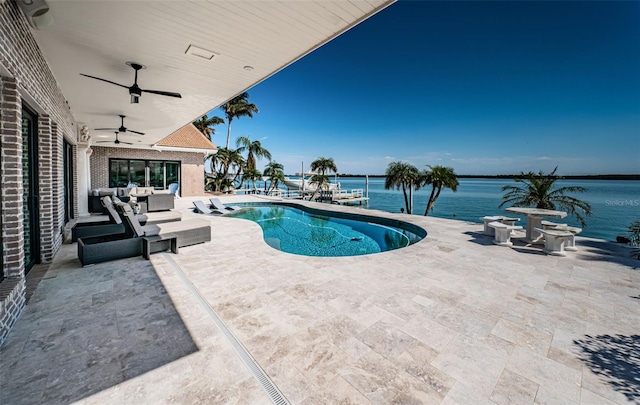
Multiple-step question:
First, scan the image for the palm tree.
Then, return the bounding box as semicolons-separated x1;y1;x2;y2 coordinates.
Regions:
421;165;459;216
193;115;224;142
241;168;263;192
220;92;259;149
236;136;272;171
384;161;420;214
210;148;245;191
309;157;337;200
263;161;285;194
499;167;592;227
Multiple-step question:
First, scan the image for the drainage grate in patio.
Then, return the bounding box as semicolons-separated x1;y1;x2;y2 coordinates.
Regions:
163;253;290;405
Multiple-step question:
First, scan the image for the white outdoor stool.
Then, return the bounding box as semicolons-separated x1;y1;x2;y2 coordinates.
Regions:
481;216;503;236
489;221;523;247
545;224;582;251
535;228;575;256
541;220;566;229
500;217;521;227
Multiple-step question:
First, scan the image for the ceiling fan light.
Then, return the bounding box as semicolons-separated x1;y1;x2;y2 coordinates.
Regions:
130;94;140;104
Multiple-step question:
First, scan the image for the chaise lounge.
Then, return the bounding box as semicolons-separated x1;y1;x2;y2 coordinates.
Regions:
116;202;211;251
72;196;182;242
209;197;239;212
193;200;227;215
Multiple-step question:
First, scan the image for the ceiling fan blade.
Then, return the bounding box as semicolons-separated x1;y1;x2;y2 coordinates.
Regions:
96;141;112;143
127;130;145;135
141;89;182;98
80;74;129;89
94;128;118;131
120;142;134;145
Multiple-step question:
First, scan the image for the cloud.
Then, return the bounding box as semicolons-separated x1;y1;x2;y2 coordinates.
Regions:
536;156;552;161
259;136;268;141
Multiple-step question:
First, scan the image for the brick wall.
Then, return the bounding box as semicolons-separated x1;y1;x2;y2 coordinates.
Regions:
51;122;64;254
1;0;78;346
90;146;206;197
38;114;57;262
1;77;24;278
0;277;25;346
0;77;26;348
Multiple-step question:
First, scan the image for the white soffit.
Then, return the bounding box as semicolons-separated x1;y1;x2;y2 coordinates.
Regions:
32;0;395;147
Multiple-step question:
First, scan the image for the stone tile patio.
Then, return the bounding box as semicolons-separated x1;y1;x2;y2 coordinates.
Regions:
1;195;638;404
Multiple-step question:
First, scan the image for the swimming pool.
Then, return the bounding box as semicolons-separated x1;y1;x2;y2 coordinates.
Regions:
228;202;425;257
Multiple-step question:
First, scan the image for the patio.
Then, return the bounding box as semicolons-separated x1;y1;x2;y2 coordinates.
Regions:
1;196;638;404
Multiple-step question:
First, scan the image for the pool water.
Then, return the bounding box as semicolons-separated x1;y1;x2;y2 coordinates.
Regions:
229;204;424;257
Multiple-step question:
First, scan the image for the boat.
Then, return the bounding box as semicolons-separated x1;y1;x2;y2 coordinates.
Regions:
283;175;339;191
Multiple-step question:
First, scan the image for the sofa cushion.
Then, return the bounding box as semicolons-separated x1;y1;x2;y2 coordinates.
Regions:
118;187;132;197
98;188;117;197
135;187;154;195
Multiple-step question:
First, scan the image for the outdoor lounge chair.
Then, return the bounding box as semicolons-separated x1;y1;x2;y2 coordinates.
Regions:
209;197;239;212
71;196;182;242
193;200;227;215
116;202;211;250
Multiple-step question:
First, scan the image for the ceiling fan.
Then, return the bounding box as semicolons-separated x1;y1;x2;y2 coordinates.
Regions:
94;115;145;135
80;61;182;104
96;132;133;146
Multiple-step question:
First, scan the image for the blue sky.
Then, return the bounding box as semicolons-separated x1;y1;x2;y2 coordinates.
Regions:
207;0;640;176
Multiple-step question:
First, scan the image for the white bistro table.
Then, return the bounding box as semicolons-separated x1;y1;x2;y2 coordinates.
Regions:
505;207;567;243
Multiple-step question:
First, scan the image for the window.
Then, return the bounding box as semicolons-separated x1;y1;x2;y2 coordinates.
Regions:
109;159;181;189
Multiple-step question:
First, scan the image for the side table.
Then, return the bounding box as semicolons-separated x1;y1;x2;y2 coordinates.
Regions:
142;234;178;259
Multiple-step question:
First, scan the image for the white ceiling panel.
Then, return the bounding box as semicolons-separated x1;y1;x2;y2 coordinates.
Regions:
31;0;395;147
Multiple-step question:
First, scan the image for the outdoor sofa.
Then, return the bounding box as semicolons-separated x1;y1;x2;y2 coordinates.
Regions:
88;186;175;213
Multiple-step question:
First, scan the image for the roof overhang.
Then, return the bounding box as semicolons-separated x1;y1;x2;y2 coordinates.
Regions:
27;0;395;147
152;145;217;155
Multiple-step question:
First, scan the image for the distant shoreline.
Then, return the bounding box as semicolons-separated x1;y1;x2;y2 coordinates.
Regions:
327;174;640;180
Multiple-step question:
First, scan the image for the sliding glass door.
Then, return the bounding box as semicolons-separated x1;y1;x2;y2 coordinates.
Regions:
109;158;180;189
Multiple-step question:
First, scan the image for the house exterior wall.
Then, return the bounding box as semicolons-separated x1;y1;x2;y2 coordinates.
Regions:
0;0;78;346
90;146;206;197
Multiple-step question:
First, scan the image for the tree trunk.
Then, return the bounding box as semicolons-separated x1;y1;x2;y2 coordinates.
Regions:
226;119;233;149
402;183;410;214
424;185;438;215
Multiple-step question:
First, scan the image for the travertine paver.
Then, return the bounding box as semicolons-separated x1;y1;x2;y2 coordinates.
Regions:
1;195;638;404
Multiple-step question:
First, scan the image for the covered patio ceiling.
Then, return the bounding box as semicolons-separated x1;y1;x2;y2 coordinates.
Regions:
29;0;395;147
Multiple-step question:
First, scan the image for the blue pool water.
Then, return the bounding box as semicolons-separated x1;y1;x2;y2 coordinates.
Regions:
229;203;424;257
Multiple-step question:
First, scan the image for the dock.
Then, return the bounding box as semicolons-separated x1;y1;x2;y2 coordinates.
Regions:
332;196;369;206
318;189;369;206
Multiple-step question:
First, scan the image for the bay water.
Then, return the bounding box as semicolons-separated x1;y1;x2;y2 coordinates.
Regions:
313;177;639;241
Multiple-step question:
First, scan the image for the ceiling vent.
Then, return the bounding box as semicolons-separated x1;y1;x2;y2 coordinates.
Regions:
185;45;218;61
